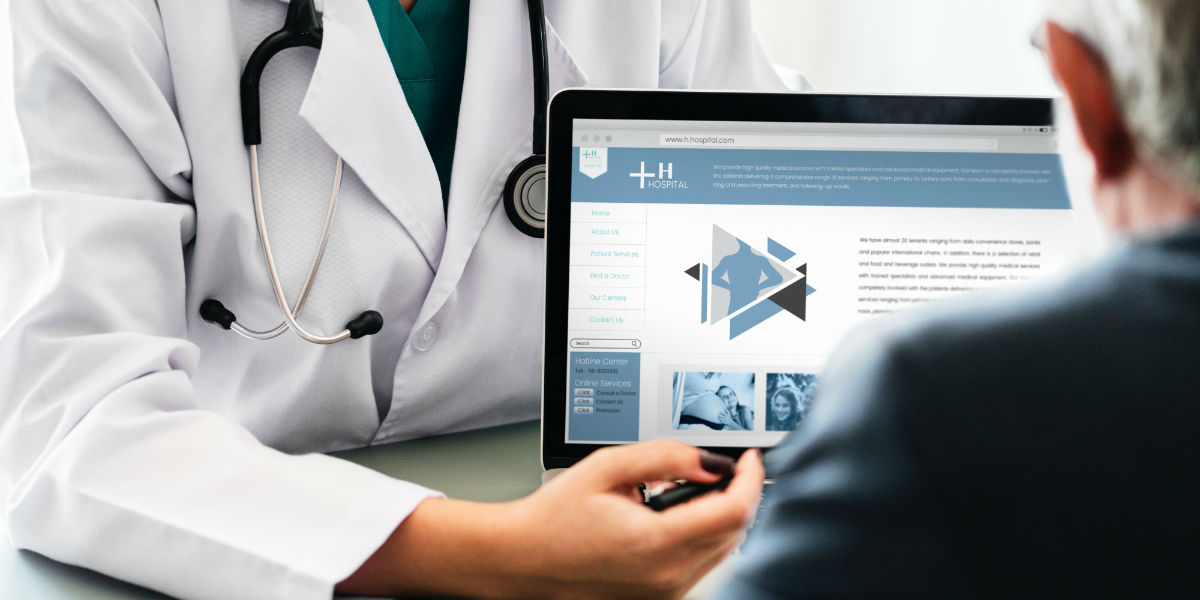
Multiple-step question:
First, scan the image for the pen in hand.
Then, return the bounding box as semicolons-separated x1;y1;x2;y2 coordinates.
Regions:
645;477;734;511
645;451;737;511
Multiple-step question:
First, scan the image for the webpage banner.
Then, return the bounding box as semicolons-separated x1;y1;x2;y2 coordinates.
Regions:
566;144;1075;446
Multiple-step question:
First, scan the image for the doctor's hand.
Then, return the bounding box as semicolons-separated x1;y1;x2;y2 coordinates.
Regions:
337;440;764;599
505;441;763;599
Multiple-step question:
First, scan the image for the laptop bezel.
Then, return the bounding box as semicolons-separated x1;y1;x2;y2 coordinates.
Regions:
541;89;1055;469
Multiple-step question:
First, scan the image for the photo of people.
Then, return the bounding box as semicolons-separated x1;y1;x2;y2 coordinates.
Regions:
671;371;755;431
766;373;818;431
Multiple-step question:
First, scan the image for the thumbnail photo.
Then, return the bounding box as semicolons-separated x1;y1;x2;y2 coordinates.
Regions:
766;373;817;431
671;371;755;431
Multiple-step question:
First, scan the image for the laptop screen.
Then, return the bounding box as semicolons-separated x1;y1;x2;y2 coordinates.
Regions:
549;95;1076;456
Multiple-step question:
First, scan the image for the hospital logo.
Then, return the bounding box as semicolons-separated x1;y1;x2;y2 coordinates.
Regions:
684;225;816;340
579;148;608;179
630;161;688;190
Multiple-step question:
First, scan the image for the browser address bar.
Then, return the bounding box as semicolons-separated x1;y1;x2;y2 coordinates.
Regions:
657;133;1000;152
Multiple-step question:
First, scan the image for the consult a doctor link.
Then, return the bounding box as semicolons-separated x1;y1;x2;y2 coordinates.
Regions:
0;0;795;598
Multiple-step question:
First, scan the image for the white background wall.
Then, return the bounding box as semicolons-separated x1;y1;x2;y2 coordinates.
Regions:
749;0;1056;96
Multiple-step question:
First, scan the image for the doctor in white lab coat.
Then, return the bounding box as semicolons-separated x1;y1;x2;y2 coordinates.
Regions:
0;0;790;597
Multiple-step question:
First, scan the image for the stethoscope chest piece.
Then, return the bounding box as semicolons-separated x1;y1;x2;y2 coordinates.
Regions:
503;154;547;238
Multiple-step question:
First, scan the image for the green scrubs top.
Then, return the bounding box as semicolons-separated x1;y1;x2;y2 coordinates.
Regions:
366;0;470;210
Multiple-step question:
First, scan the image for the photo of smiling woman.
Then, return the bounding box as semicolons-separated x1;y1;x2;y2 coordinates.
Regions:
766;373;817;431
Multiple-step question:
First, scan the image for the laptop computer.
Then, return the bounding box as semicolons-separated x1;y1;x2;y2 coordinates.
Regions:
541;90;1074;474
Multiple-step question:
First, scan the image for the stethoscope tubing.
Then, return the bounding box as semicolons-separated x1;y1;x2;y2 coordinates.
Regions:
231;148;344;340
527;0;548;154
246;145;351;343
204;0;547;342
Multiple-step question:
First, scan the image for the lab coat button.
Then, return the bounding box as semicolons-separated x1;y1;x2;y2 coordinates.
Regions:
412;322;438;351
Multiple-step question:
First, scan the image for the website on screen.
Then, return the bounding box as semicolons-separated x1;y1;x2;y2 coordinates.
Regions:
564;119;1075;447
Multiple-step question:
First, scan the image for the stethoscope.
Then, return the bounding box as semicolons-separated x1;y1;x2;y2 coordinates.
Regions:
200;0;549;344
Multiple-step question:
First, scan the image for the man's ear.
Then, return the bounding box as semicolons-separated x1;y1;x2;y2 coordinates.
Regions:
1044;22;1135;180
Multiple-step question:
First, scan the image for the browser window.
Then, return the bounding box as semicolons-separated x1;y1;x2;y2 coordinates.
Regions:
564;118;1075;447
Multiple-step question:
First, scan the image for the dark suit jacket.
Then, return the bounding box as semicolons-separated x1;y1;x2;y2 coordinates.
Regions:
719;221;1200;599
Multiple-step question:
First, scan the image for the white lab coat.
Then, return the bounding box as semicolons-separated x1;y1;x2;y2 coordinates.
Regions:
0;0;788;598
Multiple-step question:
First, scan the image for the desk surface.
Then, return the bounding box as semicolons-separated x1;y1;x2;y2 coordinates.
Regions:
0;420;545;599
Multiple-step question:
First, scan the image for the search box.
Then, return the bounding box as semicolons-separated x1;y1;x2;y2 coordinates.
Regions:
658;133;999;152
570;338;642;350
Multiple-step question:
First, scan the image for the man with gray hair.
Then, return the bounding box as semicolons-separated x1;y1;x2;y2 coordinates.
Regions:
718;2;1200;597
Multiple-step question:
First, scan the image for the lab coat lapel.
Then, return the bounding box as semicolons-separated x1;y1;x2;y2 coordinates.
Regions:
298;0;446;270
416;0;587;325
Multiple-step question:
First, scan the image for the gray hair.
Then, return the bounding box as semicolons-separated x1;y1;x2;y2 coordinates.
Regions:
1047;0;1200;191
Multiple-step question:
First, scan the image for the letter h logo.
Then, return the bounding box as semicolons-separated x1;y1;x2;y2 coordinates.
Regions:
629;161;674;188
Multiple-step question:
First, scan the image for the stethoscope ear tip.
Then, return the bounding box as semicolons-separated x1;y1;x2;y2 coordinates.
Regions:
200;299;237;330
347;310;384;339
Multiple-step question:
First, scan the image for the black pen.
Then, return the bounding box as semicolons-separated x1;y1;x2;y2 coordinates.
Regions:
645;476;733;511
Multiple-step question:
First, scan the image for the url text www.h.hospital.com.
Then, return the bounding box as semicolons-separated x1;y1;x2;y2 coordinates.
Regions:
660;134;737;145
